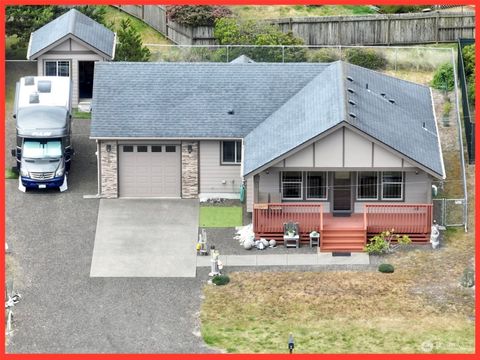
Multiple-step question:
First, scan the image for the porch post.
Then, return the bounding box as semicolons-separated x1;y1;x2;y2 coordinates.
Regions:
253;174;260;203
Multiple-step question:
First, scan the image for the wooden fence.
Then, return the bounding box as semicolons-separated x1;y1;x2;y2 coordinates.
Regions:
271;11;475;45
115;6;474;46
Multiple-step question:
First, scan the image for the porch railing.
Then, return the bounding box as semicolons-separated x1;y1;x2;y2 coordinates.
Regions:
365;204;433;234
253;203;323;236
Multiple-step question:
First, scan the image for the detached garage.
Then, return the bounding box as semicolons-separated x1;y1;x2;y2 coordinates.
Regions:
118;144;181;198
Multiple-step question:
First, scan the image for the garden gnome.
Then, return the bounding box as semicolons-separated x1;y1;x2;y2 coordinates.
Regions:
288;333;294;354
209;245;220;276
430;220;440;249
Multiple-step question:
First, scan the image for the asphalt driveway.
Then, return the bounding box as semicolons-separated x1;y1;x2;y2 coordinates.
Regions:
6;118;215;353
91;199;199;277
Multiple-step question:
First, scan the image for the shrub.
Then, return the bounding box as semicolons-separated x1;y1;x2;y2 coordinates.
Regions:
114;18;151;62
364;230;411;255
212;274;230;286
344;48;387;70
377;6;428;14
463;44;475;105
378;263;395;273
167;6;232;27
308;48;340;63
431;63;454;92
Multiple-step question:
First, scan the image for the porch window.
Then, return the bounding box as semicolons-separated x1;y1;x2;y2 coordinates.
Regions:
357;171;378;200
381;171;403;200
306;172;327;200
281;172;303;200
45;60;70;77
221;141;241;164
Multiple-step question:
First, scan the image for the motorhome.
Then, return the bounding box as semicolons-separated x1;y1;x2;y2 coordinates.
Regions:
12;76;73;192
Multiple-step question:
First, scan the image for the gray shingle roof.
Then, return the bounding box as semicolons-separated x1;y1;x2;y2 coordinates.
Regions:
27;9;115;59
91;60;444;179
91;62;328;138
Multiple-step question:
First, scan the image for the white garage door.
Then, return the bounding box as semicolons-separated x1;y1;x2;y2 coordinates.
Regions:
119;144;181;198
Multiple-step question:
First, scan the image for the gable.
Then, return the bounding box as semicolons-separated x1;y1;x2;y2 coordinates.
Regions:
47;37;96;54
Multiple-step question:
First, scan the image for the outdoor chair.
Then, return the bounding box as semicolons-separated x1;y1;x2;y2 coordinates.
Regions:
283;221;300;248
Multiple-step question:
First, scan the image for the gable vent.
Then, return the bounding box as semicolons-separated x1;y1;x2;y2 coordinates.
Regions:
37;80;51;93
348;99;356;106
346;76;354;82
388;98;396;104
227;109;235;115
24;77;34;86
347;88;355;94
349;112;357;119
29;92;40;104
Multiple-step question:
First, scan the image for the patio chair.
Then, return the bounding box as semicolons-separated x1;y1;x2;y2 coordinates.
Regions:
283;221;300;248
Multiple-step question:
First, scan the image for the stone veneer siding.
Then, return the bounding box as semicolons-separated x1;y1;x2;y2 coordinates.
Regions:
100;140;118;198
181;141;199;198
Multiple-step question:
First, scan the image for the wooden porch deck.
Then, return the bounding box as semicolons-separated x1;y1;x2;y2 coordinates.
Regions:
253;203;433;252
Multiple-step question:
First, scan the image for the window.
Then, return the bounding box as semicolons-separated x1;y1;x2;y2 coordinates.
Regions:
45;61;70;77
122;146;133;152
151;146;162;152
382;172;403;200
221;141;241;164
165;146;176;153
23;139;62;159
137;146;148;152
306;172;327;200
281;172;303;200
357;172;378;200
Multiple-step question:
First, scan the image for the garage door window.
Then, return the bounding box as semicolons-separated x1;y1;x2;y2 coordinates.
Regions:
137;146;148;152
123;146;133;152
165;146;176;152
152;146;162;152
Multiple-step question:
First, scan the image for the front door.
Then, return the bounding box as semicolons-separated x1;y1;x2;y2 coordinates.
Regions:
333;172;352;214
78;61;95;99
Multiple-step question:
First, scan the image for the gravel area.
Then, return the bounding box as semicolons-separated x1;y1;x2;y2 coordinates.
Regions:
200;227;318;256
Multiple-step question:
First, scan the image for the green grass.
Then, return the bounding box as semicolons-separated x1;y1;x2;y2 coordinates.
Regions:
104;6;171;45
5;168;18;179
199;206;242;228
72;109;92;119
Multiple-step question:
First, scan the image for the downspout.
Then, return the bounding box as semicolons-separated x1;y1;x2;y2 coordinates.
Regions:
96;140;101;197
451;48;468;232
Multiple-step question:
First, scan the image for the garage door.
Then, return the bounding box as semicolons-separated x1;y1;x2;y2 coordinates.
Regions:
119;144;181;197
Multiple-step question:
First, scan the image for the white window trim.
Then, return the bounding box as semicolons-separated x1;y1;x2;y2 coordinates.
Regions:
44;60;71;77
281;171;303;200
221;140;241;165
356;171;379;200
381;171;404;201
306;171;328;200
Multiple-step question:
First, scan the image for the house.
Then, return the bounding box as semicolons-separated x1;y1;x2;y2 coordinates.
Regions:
27;9;116;108
90;60;445;251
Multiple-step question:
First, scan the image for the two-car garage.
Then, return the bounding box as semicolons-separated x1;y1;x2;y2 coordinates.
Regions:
118;144;181;198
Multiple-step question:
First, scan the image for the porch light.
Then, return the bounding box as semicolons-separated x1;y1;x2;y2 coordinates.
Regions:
106;144;111;153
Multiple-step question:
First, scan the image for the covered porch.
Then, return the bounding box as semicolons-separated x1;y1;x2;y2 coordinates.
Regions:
253;203;433;252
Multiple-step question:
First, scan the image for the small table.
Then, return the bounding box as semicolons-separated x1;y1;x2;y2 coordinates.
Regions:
284;235;300;248
309;232;320;248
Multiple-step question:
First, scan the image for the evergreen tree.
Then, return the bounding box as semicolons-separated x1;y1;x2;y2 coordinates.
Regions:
114;18;151;62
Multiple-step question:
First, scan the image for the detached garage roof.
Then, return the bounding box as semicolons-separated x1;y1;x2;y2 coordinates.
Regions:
27;9;115;59
91;61;445;179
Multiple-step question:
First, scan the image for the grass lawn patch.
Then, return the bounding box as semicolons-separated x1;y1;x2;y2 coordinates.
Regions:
5;168;18;179
199;206;242;228
72;109;92;119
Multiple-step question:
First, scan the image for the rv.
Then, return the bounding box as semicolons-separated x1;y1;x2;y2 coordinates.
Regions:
12;76;73;192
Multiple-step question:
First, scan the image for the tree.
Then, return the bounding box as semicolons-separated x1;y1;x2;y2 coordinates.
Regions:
214;18;306;62
114;18;151;62
6;5;107;49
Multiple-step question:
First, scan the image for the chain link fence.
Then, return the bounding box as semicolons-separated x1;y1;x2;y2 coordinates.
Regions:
433;198;466;227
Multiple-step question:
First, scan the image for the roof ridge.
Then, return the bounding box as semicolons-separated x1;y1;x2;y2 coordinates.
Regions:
339;60;348;122
68;9;77;35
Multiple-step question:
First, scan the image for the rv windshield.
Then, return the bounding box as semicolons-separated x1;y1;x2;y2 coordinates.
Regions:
23;139;62;159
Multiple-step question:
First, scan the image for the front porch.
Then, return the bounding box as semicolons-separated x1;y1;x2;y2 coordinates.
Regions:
253;203;433;252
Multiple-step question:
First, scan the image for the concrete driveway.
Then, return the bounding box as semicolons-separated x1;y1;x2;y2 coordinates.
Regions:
90;199;199;277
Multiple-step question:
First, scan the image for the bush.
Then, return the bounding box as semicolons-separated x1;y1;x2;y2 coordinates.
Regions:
167;6;232;27
212;274;230;286
378;263;395;273
345;48;387;70
377;6;428;14
308;48;340;63
463;44;475;105
364;230;411;255
431;63;454;92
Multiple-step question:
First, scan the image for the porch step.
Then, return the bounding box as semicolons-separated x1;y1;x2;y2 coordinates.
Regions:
321;228;366;252
321;244;365;252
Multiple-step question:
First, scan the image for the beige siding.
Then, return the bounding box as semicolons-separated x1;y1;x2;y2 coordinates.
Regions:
344;128;372;167
199;140;242;195
284;144;314;167
314;128;343;167
36;37;106;107
373;143;403;167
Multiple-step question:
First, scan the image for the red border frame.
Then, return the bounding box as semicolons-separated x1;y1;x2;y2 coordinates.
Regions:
1;0;478;358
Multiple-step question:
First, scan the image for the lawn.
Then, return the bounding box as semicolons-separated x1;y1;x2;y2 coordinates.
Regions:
199;206;243;228
201;143;475;353
72;109;92;119
229;5;375;20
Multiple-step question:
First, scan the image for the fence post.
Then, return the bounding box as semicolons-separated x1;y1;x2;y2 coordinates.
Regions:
394;47;398;72
282;46;285;63
226;45;229;62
